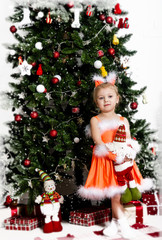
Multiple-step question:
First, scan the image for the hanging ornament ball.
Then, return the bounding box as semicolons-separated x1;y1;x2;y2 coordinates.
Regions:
10;50;16;55
36;84;45;93
99;14;105;21
10;25;17;33
94;60;102;69
35;42;43;50
97;50;104;58
37;11;44;19
49;129;58;137
77;80;82;86
130;102;138;110
72;107;80;114
54;75;61;81
106;16;113;24
108;48;115;56
51;77;59;84
23;159;31;167
53;51;60;59
74;137;80;143
31;62;37;67
15;114;22;122
4;195;12;206
67;1;74;8
30;111;38;119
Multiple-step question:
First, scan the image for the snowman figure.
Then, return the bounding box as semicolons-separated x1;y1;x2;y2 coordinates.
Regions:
35;168;64;233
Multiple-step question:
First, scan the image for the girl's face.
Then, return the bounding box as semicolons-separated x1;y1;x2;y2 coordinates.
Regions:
96;87;119;113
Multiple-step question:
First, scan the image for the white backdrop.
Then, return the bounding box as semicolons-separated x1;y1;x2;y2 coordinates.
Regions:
0;0;162;196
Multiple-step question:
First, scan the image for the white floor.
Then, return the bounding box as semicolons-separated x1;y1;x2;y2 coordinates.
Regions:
0;215;162;240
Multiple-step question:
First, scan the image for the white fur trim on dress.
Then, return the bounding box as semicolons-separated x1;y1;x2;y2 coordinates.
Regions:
137;178;154;192
98;119;128;134
78;185;125;200
94;144;108;156
85;124;91;138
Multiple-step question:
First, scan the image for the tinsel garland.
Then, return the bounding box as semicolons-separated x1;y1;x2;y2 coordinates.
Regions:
13;0;117;11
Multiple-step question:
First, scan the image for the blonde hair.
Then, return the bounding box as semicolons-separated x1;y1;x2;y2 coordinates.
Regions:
93;82;121;105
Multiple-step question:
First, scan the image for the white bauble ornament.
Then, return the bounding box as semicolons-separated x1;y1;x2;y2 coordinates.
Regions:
37;11;44;19
54;75;61;81
35;42;43;50
74;137;80;143
94;60;102;69
10;50;16;55
36;84;45;93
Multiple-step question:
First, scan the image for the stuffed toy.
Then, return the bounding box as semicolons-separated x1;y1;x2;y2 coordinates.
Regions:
106;124;141;203
35;168;64;233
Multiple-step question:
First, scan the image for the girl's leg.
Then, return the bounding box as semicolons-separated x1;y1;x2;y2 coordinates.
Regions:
111;194;125;219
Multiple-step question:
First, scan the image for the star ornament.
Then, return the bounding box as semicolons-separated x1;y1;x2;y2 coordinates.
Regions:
19;60;32;76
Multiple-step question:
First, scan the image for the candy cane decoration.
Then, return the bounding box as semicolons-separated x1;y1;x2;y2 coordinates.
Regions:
71;5;83;28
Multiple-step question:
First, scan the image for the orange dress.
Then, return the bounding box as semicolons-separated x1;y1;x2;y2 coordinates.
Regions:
78;116;153;200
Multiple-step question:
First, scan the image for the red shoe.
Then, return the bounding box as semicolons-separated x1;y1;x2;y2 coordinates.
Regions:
43;221;53;233
52;221;63;232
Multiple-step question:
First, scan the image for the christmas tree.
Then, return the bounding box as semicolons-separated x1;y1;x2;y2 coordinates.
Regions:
2;0;158;214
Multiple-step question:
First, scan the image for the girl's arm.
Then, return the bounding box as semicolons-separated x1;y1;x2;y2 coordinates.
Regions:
90;117;104;145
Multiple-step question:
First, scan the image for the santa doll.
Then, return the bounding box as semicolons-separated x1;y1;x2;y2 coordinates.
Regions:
35;168;64;233
106;124;141;203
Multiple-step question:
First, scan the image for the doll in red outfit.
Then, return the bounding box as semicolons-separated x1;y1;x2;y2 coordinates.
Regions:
35;169;64;233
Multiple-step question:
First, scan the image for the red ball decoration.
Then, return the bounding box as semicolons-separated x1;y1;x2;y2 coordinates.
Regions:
53;51;60;59
44;88;47;93
4;195;12;206
130;102;138;110
23;159;31;167
108;48;115;56
49;129;58;137
30;111;38;119
15;114;22;122
77;80;82;86
10;25;17;33
72;107;80;114
99;14;105;21
67;1;74;8
51;77;59;84
106;16;113;24
97;50;104;58
31;62;37;67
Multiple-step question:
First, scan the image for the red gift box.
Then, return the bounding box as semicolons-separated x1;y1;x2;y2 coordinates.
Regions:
69;206;111;226
123;201;147;225
4;216;43;231
142;191;162;215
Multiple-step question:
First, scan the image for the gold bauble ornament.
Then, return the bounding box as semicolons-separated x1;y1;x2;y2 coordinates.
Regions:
112;35;119;45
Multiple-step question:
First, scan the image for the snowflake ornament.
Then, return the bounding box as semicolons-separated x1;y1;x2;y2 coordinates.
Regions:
18;60;32;76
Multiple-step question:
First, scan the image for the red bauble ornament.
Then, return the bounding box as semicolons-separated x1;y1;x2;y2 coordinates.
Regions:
30;111;38;119
67;1;74;8
49;129;58;137
44;88;47;93
72;107;80;114
130;102;138;110
99;14;105;21
23;159;31;167
108;48;115;56
106;16;113;24
77;80;82;86
15;114;22;122
36;64;43;75
114;3;122;14
97;50;104;57
31;62;37;67
51;77;59;84
10;25;17;33
53;51;60;59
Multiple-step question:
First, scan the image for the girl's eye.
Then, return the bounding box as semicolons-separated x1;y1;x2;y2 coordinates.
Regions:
108;95;112;98
98;97;104;100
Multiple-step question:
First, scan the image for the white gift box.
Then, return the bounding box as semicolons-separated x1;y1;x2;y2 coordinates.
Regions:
0;206;11;227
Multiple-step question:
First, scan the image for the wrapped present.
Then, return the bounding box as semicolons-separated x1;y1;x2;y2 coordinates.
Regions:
4;216;43;231
0;206;11;228
142;191;162;215
124;201;147;225
69;206;111;226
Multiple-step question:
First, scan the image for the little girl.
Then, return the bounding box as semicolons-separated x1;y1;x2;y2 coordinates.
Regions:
78;72;153;238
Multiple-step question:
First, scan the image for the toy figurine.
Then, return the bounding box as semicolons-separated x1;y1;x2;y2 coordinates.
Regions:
35;168;64;233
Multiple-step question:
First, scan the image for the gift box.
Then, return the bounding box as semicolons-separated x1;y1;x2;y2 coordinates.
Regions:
124;201;147;225
69;206;111;227
0;206;11;228
142;191;162;215
4;216;43;231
